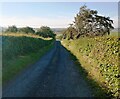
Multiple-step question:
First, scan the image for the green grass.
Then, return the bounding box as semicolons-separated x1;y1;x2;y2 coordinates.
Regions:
68;50;108;98
2;34;54;85
3;43;53;84
62;35;119;98
110;32;118;37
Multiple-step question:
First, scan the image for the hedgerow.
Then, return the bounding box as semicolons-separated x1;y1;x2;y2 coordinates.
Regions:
62;36;119;98
2;36;53;64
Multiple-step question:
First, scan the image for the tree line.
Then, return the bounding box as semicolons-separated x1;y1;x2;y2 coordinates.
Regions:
63;5;114;40
4;25;56;38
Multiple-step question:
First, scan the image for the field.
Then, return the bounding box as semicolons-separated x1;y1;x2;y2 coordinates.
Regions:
62;32;119;98
2;33;54;84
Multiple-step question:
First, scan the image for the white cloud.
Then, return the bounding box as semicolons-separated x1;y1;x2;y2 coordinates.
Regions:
0;16;74;28
0;15;118;28
111;16;118;28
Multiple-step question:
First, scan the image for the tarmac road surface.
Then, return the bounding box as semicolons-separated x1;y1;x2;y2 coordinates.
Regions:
3;41;93;97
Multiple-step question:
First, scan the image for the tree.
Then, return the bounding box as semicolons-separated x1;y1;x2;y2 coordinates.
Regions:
95;15;114;35
18;26;35;34
74;5;114;38
5;25;18;33
62;25;77;40
74;5;98;38
36;26;56;38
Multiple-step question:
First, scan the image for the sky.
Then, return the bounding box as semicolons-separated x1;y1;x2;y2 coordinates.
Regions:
0;2;118;28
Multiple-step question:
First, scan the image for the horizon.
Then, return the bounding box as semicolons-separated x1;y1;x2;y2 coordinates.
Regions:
0;2;118;28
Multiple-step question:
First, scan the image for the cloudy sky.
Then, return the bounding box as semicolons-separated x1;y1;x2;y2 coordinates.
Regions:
0;2;118;28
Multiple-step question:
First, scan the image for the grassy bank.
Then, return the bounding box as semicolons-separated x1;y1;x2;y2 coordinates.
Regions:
62;35;119;98
2;34;54;84
1;32;52;40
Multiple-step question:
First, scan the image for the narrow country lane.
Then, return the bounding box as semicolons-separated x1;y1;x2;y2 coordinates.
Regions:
3;41;93;97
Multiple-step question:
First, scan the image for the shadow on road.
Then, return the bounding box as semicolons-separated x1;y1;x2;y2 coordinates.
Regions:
61;41;109;98
3;40;108;98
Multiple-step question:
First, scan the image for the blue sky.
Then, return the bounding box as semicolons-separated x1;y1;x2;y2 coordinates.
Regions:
0;2;118;28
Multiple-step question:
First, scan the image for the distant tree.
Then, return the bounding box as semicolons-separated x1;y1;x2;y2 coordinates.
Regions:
18;26;35;34
36;26;56;38
5;25;18;33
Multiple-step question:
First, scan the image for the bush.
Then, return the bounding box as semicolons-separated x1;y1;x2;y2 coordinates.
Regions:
5;25;18;33
36;26;56;38
2;35;54;83
18;27;35;34
2;36;53;62
62;36;119;98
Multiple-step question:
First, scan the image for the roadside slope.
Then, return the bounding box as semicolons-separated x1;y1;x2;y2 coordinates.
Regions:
62;36;119;98
3;35;54;84
3;41;93;97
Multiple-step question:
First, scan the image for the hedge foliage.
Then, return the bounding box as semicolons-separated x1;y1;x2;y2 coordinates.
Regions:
2;36;53;64
62;36;119;98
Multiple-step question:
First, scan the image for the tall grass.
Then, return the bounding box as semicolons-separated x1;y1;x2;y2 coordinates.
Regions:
3;36;52;61
110;32;118;37
2;34;54;84
1;32;52;40
62;35;119;98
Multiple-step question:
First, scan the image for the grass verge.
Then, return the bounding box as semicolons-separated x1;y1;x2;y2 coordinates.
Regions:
3;42;54;85
62;41;111;98
70;53;109;99
69;51;108;98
